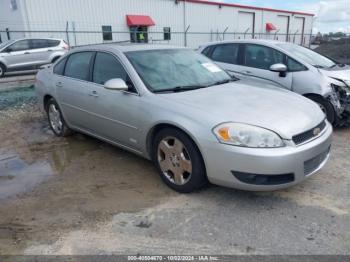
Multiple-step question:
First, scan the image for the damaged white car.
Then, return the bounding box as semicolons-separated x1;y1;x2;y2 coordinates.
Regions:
199;40;350;126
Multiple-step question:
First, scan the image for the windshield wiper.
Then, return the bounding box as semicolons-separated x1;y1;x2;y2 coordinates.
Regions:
207;78;237;87
313;65;325;69
153;85;207;93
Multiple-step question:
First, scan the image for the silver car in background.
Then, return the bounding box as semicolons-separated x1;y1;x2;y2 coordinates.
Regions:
0;38;69;77
35;44;332;193
198;40;350;126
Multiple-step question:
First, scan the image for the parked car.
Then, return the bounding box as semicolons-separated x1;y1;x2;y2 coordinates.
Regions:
35;44;332;193
198;40;350;125
0;38;69;77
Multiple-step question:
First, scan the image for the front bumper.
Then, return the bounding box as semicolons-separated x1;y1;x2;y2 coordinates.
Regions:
202;122;333;191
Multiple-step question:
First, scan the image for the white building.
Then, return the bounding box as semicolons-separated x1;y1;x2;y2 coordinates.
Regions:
0;0;314;47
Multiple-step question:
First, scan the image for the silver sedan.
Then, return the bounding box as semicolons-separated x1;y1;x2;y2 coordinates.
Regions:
35;44;332;193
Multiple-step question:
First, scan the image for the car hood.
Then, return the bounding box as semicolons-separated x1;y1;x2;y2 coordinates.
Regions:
320;66;350;82
159;82;325;139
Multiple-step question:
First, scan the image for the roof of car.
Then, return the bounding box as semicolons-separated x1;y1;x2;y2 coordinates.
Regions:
200;39;290;47
73;43;185;53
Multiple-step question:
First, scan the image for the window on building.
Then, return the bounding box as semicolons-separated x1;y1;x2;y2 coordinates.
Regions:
64;52;94;81
102;26;113;41
163;27;171;41
10;0;17;10
243;44;284;70
211;44;239;64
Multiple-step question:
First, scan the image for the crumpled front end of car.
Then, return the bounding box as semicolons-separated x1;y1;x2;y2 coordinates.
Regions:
328;80;350;126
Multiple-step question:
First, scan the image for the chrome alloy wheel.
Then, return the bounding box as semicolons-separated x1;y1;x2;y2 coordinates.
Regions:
157;136;192;185
48;103;63;134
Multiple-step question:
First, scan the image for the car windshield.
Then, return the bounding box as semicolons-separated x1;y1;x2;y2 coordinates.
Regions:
277;43;336;69
126;49;232;93
0;40;14;50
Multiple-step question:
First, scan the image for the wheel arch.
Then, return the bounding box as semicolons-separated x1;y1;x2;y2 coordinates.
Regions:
43;94;54;111
146;122;207;172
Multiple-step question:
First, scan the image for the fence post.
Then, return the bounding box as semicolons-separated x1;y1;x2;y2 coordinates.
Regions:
223;27;228;40
6;28;10;40
72;21;77;46
0;33;2;43
65;21;70;46
184;25;190;47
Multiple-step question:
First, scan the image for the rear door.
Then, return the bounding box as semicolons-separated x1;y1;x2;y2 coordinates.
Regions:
234;43;293;90
54;51;96;131
29;39;53;65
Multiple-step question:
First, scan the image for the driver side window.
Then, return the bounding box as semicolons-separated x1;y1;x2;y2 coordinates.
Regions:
6;40;31;52
243;44;285;70
92;52;136;93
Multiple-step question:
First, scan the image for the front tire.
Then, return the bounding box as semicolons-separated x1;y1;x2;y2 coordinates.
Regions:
308;95;336;124
46;98;72;137
152;128;208;193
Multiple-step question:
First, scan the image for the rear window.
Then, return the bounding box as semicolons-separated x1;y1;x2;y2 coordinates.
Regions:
53;57;67;75
211;44;239;64
64;52;94;81
47;40;60;47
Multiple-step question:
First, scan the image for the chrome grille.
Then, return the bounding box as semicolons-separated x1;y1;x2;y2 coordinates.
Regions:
292;120;326;145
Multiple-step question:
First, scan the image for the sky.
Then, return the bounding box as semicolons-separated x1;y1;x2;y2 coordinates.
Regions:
208;0;350;34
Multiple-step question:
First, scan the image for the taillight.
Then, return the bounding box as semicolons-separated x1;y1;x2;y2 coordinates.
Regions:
62;41;70;50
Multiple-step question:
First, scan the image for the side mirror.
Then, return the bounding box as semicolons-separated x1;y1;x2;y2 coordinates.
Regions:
270;63;288;77
104;78;128;91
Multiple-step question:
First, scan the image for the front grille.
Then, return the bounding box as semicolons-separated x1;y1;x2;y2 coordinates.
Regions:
304;147;330;176
292;120;326;145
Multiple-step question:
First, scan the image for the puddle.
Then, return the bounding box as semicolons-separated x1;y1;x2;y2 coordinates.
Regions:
0;86;37;110
0;154;53;200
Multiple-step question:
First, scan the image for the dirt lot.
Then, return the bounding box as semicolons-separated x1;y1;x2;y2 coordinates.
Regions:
0;87;349;255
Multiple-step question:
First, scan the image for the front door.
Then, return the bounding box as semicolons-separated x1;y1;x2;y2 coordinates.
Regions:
3;39;34;69
235;43;293;90
86;51;141;149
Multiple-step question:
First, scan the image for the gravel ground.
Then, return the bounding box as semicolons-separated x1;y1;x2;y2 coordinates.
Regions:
0;101;349;256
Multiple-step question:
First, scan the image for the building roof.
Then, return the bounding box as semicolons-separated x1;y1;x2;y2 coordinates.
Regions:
180;0;314;17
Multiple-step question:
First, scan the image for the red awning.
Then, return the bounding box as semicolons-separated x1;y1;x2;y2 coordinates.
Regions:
266;23;277;32
126;15;155;26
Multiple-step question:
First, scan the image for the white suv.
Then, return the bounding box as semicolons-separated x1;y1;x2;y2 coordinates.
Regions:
198;40;350;126
0;38;69;77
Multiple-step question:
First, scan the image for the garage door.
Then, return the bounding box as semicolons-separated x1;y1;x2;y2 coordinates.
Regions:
276;15;290;41
238;11;255;39
293;17;305;45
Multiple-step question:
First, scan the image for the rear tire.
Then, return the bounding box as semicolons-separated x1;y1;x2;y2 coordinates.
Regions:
0;63;6;78
46;98;73;137
152;128;208;193
308;95;336;124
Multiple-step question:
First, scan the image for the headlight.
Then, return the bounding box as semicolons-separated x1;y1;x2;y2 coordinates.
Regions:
213;123;285;148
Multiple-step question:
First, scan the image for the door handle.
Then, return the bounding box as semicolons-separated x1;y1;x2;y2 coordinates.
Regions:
47;49;53;52
89;90;99;97
24;52;31;55
242;70;252;75
56;82;63;88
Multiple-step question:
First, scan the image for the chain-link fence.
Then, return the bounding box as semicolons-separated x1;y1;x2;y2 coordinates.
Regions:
0;28;313;48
